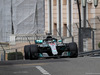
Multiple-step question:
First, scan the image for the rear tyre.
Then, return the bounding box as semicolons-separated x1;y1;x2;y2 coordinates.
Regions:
69;42;78;58
30;45;39;60
24;45;30;60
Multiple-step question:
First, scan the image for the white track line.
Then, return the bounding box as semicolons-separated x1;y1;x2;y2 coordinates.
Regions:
36;66;51;75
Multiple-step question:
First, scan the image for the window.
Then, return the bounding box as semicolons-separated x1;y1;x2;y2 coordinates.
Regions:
63;24;67;36
53;23;57;35
53;0;57;6
63;0;67;5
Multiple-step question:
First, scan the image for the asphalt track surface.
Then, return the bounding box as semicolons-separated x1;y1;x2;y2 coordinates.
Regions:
0;57;100;75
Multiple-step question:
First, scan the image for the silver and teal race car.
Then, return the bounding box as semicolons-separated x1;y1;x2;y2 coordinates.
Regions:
24;36;78;60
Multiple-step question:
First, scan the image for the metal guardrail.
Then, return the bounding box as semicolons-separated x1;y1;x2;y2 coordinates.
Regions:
15;34;73;43
78;49;100;57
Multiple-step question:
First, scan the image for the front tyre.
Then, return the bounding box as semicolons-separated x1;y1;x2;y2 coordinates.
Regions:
24;45;30;60
30;45;39;60
69;42;78;58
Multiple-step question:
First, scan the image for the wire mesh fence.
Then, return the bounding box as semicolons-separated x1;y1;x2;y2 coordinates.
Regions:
1;16;100;61
0;46;24;61
73;16;100;51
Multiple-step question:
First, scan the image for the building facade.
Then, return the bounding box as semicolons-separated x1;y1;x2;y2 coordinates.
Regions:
45;0;100;51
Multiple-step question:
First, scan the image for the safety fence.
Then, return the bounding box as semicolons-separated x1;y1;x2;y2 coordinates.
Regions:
0;46;24;61
1;16;100;61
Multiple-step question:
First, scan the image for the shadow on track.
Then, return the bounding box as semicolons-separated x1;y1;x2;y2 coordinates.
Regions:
0;58;69;66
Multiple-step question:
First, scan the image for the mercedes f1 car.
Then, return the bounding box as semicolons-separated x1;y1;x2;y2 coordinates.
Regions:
24;36;78;60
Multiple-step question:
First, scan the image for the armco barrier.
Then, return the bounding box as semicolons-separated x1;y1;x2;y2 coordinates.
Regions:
78;49;100;57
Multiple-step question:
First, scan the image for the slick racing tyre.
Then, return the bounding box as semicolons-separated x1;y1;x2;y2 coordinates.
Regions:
69;42;78;58
24;45;30;60
30;44;39;60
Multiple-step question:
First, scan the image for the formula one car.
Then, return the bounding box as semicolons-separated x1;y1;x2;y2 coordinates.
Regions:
24;36;78;60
